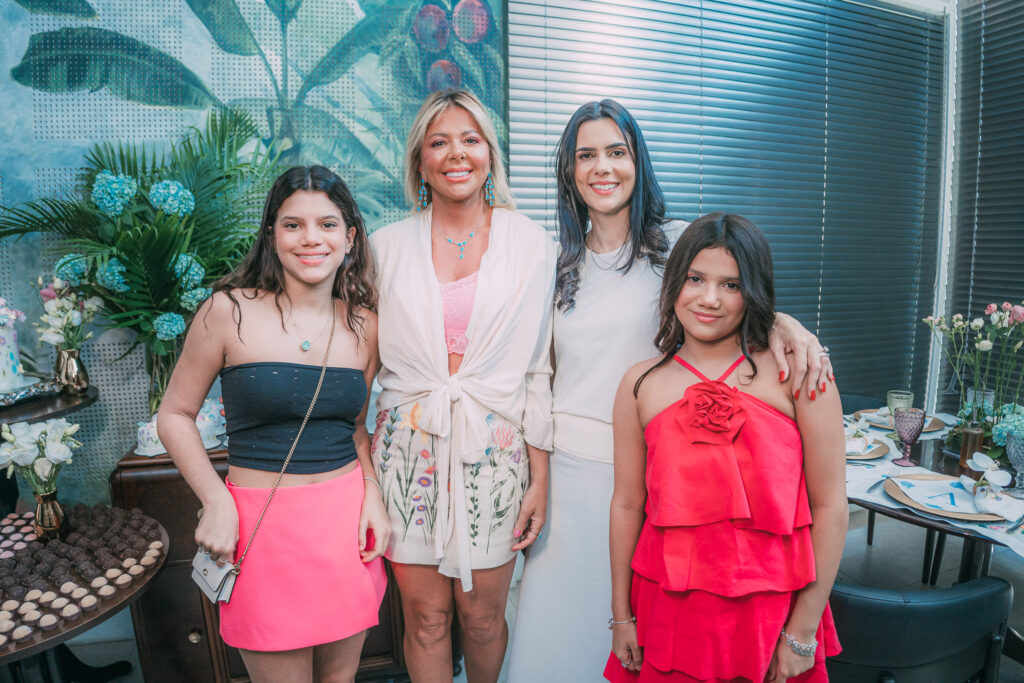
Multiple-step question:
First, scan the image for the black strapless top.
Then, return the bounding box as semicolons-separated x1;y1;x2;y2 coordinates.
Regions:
219;362;366;474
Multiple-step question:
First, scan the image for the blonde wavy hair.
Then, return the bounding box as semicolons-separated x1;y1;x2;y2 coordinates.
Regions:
403;89;514;211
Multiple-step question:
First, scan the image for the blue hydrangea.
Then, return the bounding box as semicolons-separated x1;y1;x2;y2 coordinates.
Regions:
153;312;186;341
958;400;996;420
180;287;211;312
993;414;1024;446
998;403;1024;417
149;180;195;217
96;257;130;293
91;170;138;218
173;254;205;289
54;253;88;286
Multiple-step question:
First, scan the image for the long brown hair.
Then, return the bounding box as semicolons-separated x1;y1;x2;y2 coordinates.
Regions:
634;212;776;395
212;166;377;340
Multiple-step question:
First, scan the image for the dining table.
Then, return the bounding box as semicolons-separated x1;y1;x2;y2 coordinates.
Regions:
844;410;1024;664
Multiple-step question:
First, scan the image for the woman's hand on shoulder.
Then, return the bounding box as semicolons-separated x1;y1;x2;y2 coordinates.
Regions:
195;495;239;567
768;313;833;400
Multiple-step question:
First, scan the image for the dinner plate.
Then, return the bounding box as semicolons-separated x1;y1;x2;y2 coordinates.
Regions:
846;440;889;460
883;474;1003;522
854;409;945;433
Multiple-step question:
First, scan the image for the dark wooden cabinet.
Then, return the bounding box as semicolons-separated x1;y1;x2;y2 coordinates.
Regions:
109;449;409;682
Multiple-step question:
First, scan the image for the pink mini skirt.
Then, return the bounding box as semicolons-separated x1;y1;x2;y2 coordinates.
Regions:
219;467;387;651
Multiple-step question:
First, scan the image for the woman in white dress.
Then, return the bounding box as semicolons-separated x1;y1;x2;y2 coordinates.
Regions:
507;99;833;682
369;89;556;683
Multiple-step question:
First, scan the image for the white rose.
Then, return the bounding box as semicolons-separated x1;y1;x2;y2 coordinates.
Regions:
43;299;60;315
0;443;13;467
971;318;985;330
40;330;65;346
69;310;82;326
44;440;73;463
977;339;994;352
11;446;39;467
33;458;55;479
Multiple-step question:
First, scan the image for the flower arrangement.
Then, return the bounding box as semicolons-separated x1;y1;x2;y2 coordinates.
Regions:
0;298;26;329
0;418;82;495
924;301;1024;459
33;276;103;351
0;110;280;414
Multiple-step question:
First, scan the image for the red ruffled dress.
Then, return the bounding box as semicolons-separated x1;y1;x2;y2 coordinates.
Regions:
605;356;841;682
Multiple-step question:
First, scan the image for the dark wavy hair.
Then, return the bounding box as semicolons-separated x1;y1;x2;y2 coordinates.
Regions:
634;213;776;395
554;99;670;311
212;166;377;340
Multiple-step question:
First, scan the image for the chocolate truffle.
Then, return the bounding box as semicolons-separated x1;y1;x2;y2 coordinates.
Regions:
8;533;22;542
79;595;99;612
0;620;13;634
38;591;56;606
50;597;69;610
1;525;14;534
24;589;42;602
23;533;37;542
60;604;81;621
0;600;18;612
38;614;59;631
148;540;164;551
127;564;145;577
70;587;88;601
12;624;32;643
59;582;77;596
139;556;157;569
90;577;108;589
0;551;13;560
16;602;37;616
0;610;10;621
114;574;132;588
104;568;122;580
121;558;137;569
144;549;160;559
7;586;26;601
21;610;40;626
97;585;116;600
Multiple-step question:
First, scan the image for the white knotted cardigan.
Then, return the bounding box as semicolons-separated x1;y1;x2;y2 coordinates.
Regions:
370;207;556;591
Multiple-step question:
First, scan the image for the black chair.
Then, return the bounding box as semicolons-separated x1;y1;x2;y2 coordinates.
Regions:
842;392;946;584
826;577;1012;683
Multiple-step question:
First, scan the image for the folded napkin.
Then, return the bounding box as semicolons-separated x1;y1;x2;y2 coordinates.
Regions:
846;437;873;455
973;486;1024;522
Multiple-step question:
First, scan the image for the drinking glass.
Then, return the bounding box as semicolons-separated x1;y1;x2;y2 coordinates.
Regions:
886;390;914;427
892;407;926;467
1005;432;1024;497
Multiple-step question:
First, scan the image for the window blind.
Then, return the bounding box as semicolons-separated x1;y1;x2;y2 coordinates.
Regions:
946;0;1024;410
509;0;945;401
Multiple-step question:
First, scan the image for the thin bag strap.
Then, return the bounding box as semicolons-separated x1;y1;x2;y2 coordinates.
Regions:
233;305;337;572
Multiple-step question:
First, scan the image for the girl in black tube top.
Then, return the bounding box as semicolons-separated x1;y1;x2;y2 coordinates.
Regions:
158;166;390;683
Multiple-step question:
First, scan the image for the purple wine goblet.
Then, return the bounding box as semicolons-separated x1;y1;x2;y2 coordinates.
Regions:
892;407;926;467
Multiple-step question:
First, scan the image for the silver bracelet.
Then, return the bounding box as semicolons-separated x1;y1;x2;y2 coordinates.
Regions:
608;616;636;630
780;629;817;657
363;477;384;496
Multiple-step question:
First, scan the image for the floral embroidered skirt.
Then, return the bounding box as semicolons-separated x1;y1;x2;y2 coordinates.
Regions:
371;401;529;571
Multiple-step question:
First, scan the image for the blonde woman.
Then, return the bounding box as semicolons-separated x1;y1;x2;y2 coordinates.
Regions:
369;90;555;682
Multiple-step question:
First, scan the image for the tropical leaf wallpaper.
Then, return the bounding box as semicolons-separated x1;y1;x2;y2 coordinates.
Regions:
0;0;507;504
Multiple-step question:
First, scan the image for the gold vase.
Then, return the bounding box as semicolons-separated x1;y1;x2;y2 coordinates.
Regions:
959;422;986;469
55;346;89;395
33;490;66;539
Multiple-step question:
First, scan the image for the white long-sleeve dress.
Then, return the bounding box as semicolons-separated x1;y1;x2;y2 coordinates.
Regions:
508;220;685;682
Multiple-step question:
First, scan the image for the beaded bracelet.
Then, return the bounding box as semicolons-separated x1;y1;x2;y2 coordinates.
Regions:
607;616;637;630
780;629;817;657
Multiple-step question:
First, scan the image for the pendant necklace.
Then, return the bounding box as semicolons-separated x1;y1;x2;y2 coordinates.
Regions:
439;230;476;259
294;302;334;352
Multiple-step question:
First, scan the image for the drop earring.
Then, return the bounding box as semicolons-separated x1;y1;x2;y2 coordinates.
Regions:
484;172;494;207
417;176;429;211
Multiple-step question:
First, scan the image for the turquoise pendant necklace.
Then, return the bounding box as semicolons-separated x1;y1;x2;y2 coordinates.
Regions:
297;307;332;352
441;231;475;259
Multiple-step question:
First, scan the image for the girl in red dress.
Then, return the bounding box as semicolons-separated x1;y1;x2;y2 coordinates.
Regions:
605;213;846;682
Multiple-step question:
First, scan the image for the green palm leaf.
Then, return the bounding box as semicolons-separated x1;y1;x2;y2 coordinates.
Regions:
10;27;221;109
13;0;95;17
186;0;260;56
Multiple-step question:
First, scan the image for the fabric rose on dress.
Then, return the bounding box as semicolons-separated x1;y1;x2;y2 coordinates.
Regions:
677;381;746;445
